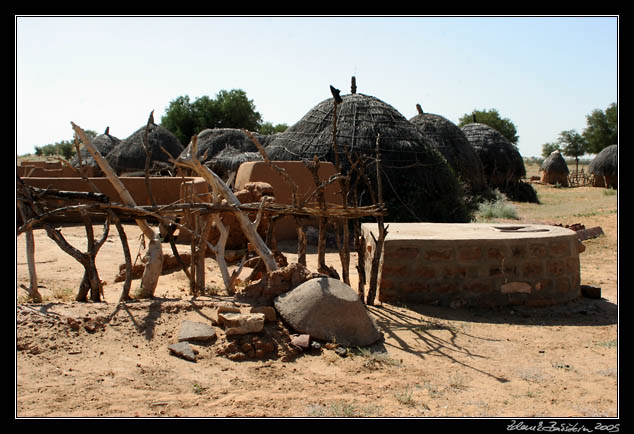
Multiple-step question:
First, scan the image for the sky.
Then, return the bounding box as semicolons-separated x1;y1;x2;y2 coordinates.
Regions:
15;15;618;158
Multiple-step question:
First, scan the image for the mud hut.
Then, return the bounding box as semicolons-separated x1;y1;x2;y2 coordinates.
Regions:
409;105;487;195
71;127;121;175
105;123;183;174
176;128;270;179
589;144;618;188
461;122;538;203
265;86;471;223
539;150;569;186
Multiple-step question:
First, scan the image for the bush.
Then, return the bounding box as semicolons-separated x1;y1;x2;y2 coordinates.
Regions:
476;192;519;220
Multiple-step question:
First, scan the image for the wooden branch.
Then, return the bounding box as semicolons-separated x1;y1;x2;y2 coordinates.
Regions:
174;135;277;274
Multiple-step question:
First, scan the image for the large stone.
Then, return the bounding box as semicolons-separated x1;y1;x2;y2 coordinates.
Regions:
274;277;382;347
178;320;217;342
168;342;197;362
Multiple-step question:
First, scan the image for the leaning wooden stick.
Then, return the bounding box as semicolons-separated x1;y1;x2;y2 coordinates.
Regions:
174;135;278;274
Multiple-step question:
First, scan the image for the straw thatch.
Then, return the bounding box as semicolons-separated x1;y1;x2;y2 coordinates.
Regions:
105;123;183;174
589;144;618;188
540;150;569;186
462;122;537;203
409;108;487;194
178;128;276;162
71;127;121;174
177;128;277;177
265;92;471;223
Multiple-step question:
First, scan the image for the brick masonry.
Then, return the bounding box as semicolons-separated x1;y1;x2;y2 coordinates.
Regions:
362;223;583;308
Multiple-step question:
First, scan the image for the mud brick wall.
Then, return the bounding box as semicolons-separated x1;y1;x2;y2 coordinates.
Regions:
362;223;582;308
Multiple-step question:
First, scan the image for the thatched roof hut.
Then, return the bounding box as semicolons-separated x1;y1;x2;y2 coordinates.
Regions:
105;123;183;174
540;150;569;186
178;128;275;162
71;127;121;175
265;88;471;223
409;105;487;194
461;122;537;203
589;144;618;188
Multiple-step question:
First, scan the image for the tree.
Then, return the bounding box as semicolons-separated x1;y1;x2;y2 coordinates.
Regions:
161;89;263;144
34;130;98;159
541;142;562;158
258;122;288;135
558;129;587;172
583;102;617;154
458;108;519;145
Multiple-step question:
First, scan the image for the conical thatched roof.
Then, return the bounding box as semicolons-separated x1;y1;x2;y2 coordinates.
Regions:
589;145;618;177
462;122;537;203
409;107;487;194
208;146;263;177
178;128;275;162
105;123;183;174
71;127;121;170
461;122;526;185
265;91;470;223
540;150;569;174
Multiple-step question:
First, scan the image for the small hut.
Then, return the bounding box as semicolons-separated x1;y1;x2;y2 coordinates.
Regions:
176;128;270;179
589;144;618;189
266;82;471;223
540;150;569;186
71;127;121;176
409;105;487;195
462;122;537;203
105;123;183;174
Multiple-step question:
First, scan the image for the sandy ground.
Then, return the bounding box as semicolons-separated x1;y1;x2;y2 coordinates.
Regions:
15;186;618;421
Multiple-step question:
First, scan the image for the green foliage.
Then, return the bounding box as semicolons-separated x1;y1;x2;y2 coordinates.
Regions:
583;102;617;154
34;130;98;159
476;192;520;220
558;130;587;171
258;121;288;135
541;142;561;158
160;89;263;144
458;108;519;145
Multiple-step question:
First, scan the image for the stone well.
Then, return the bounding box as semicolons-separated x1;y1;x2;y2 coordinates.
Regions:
362;223;584;308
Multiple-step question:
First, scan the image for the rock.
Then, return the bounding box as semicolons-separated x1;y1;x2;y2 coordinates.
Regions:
248;306;277;322
168;342;197;362
334;346;348;357
274;277;382;347
210;305;242;325
242;262;325;300
219;312;265;335
178;320;216;342
290;334;311;349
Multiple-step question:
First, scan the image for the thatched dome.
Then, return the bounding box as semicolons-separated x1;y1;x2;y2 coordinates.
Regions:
462;122;537;203
266;92;471;223
461;122;525;184
409;107;487;194
178;128;275;162
71;127;121;173
589;144;618;188
105;123;183;174
540;150;569;186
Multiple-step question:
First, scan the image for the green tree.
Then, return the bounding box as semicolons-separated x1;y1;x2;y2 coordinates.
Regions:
558;129;587;172
258;122;288;135
160;89;263;144
34;130;98;159
458;108;519;145
541;142;562;158
583;102;617;154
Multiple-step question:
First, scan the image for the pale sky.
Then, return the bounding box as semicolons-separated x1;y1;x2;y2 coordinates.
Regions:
15;15;618;158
